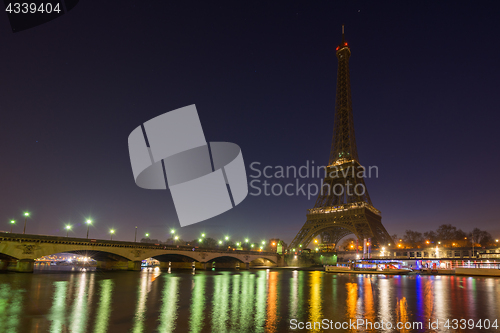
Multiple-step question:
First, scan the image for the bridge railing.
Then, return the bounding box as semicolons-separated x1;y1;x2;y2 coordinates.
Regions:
0;232;277;256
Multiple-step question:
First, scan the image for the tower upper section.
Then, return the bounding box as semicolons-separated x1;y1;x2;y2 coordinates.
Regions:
328;25;359;166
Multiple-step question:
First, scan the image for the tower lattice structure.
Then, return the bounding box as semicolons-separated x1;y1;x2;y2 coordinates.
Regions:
289;27;393;250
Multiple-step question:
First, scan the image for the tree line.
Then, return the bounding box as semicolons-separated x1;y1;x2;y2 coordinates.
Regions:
392;224;496;248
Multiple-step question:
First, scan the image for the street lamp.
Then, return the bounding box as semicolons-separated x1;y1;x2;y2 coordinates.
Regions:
174;236;179;241
261;240;265;245
225;236;229;241
145;233;149;238
219;240;223;245
198;238;202;242
86;219;92;239
171;229;175;235
23;212;30;234
10;220;15;233
65;224;71;237
135;226;137;242
201;233;205;238
245;238;249;243
110;229;115;240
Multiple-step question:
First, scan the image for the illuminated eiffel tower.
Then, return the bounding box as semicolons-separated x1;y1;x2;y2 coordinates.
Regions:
289;26;393;250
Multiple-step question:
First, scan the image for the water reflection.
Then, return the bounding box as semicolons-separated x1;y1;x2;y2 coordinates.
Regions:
94;279;114;333
70;273;91;333
0;283;23;332
49;281;68;332
189;274;206;333
0;270;499;332
308;271;322;332
158;274;179;332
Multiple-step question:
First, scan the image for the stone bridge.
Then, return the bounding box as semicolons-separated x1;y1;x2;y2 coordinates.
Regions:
0;233;280;272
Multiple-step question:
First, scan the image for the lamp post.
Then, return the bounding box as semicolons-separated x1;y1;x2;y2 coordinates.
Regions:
23;212;30;234
86;219;92;239
145;233;149;238
110;229;115;240
134;226;137;242
65;225;71;237
10;220;15;233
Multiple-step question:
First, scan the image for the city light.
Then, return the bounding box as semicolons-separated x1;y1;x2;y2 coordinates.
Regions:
174;236;179;240
245;238;249;242
225;236;229;240
86;219;92;239
23;212;30;234
251;244;254;248
299;244;302;247
219;240;223;244
261;241;265;245
236;242;240;246
201;233;205;237
10;220;15;233
171;229;175;234
314;239;318;243
65;224;71;237
145;233;149;237
110;229;115;240
198;238;202;242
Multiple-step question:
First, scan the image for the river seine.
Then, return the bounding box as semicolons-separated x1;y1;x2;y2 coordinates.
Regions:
0;267;499;332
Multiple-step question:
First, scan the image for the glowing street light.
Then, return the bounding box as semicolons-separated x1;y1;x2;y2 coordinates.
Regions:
23;212;30;234
110;229;115;240
171;229;175;234
65;224;72;237
219;240;223;245
198;238;202;242
10;220;15;233
299;244;302;248
86;219;92;239
251;244;254;248
201;233;205;238
225;236;229;241
245;238;249;243
236;242;240;246
261;240;265;245
174;236;179;241
314;239;318;244
145;233;149;237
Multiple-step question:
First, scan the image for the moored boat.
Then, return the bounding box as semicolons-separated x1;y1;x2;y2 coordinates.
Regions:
325;260;411;275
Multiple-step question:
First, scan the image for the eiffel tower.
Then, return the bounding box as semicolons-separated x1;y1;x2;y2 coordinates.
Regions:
289;26;393;250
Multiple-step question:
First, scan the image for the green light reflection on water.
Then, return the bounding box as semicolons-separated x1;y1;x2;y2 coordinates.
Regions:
93;279;114;333
0;283;23;333
189;274;206;333
211;272;230;330
70;273;90;333
49;281;68;333
253;270;267;332
239;272;255;331
230;273;241;328
157;275;179;332
131;271;150;333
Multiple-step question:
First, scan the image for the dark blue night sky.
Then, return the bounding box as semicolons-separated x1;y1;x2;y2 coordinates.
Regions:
1;1;499;245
